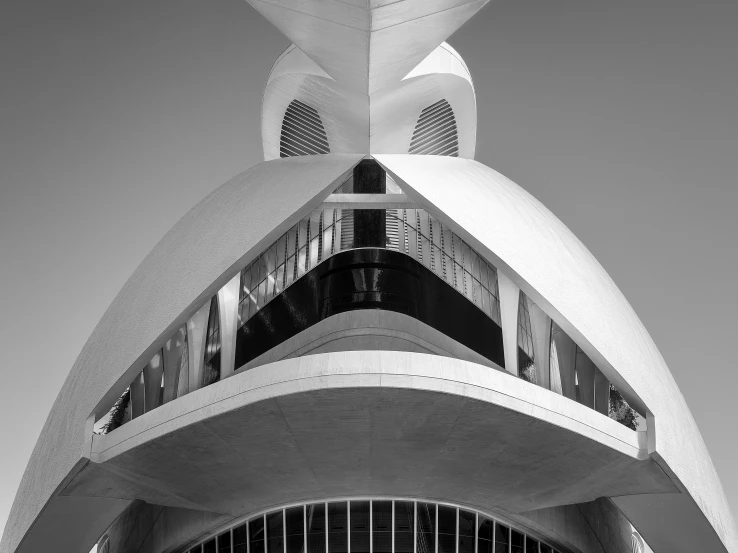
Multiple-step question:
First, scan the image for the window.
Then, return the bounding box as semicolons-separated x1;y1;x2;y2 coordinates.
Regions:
517;291;536;383
409;99;459;156
202;296;221;387
280;100;330;157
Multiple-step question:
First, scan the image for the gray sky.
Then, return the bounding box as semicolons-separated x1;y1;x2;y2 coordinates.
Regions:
1;0;736;538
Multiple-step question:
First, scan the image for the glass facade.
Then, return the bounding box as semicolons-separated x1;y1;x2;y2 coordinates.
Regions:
517;292;536;384
184;501;562;553
202;296;221;387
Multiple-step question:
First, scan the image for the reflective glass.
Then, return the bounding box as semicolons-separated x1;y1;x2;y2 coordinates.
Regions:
286;506;305;553
250;517;265;553
218;531;231;553
233;524;247;553
511;530;524;553
372;501;392;553
526;537;539;553
495;524;509;553
459;510;474;553
328;502;347;553
350;501;370;553
267;511;284;553
437;505;456;553
477;517;493;553
394;501;414;553
204;539;216;553
540;545;553;553
417;503;435;553
307;503;326;553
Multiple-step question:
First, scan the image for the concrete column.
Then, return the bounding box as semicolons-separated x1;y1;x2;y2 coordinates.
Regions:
576;348;596;409
143;350;164;412
528;301;551;390
497;272;520;375
594;368;610;415
187;299;212;393
162;326;186;404
130;371;145;419
551;321;577;400
218;273;241;379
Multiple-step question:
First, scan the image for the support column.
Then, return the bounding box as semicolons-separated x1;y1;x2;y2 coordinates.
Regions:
594;368;610;415
187;299;211;393
218;273;241;379
576;348;596;409
162;326;186;404
130;371;145;419
551;321;577;400
528;301;551;390
143;350;164;412
497;272;520;375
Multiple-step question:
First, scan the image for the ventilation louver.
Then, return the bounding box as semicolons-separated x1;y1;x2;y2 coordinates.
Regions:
279;100;330;157
409;99;459;156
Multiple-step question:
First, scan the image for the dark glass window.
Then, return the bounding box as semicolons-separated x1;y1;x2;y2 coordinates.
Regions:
518;291;536;383
286;506;305;553
250;516;265;553
477;517;493;553
191;547;202;553
233;524;247;553
267;510;284;553
526;536;539;553
540;546;553;553
307;503;326;553
204;539;216;553
495;523;510;553
459;510;474;553
437;505;456;553
417;503;435;553
511;530;525;553
202;296;221;387
350;501;370;553
218;531;231;553
372;501;392;553
328;502;348;553
395;501;414;553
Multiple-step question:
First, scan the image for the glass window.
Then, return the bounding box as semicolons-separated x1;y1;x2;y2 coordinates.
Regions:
350;501;370;553
437;505;456;553
511;530;524;553
372;501;392;553
250;517;265;553
202;296;221;387
307;503;326;553
417;502;435;553
233;524;247;553
540;545;553;553
526;536;539;553
459;510;474;553
328;502;347;553
517;292;536;384
286;506;305;553
267;511;284;553
395;501;414;553
218;531;231;553
477;517;493;553
495;523;509;553
204;539;216;553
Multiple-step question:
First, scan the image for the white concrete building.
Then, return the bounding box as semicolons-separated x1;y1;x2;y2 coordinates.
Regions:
2;2;736;553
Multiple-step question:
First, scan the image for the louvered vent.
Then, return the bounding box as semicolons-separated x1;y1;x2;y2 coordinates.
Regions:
409;99;459;156
279;100;330;157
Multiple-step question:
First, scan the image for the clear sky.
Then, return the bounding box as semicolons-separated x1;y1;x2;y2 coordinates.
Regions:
1;0;737;540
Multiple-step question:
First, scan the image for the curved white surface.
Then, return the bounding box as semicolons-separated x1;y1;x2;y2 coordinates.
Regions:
375;154;738;553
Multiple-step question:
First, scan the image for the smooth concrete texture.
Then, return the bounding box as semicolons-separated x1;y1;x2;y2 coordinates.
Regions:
375;154;738;552
0;155;363;553
63;353;672;548
237;309;503;373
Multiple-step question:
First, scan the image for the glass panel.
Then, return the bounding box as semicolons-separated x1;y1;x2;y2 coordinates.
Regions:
286;227;297;259
525;537;539;553
307;503;326;553
275;265;285;296
328;502;348;553
350;501;370;553
204;539;216;553
477;517;493;553
540;545;553;553
372;501;392;553
219;531;231;553
250;517;265;553
285;255;296;288
495;524;509;553
417;503;435;553
249;264;260;317
323;209;334;260
458;510;474;553
286;506;305;553
267;511;284;553
297;245;307;278
257;279;267;310
437;506;456;553
276;234;287;269
266;244;277;275
234;524;247;553
394;501;414;553
511;530;524;553
191;546;202;553
266;270;275;300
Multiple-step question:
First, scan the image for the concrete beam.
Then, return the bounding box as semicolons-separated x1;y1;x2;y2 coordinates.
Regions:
322;194;413;209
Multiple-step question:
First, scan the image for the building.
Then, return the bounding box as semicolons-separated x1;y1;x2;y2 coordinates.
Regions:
2;2;736;553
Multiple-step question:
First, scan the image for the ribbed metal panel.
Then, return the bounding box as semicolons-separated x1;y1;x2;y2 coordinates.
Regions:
409;100;459;157
279;100;330;157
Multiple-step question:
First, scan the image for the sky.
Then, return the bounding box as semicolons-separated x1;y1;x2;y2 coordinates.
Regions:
1;0;737;544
